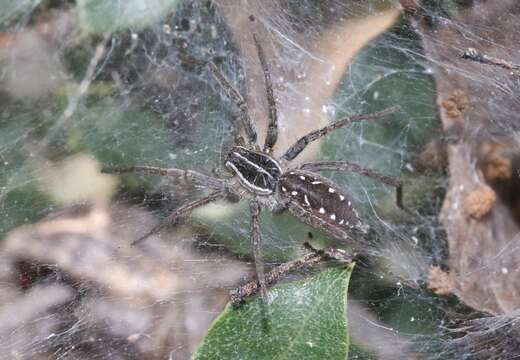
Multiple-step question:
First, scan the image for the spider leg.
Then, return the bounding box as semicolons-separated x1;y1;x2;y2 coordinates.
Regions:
132;190;227;246
253;35;278;154
230;242;352;304
272;200;289;214
206;62;258;146
281;106;400;162
249;199;268;302
101;165;226;190
299;160;407;211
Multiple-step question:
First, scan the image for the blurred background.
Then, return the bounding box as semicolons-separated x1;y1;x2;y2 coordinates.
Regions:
1;0;520;359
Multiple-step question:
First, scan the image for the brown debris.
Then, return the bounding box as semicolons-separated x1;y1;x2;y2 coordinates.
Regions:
462;47;520;75
427;266;454;296
215;0;400;164
441;90;469;119
478;142;513;182
412;0;520;314
416;140;448;171
0;205;249;359
399;0;418;15
463;185;497;219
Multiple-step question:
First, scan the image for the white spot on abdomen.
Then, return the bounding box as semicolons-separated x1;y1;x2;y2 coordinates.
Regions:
330;214;336;220
328;188;335;193
319;207;325;214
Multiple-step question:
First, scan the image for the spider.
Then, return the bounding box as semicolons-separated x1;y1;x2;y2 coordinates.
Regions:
103;35;404;302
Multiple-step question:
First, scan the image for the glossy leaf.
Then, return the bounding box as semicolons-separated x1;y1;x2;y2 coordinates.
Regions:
193;265;354;360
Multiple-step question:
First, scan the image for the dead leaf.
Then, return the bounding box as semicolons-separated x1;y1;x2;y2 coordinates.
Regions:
411;0;520;314
1;205;249;359
463;185;496;219
215;1;400;163
427;266;454;296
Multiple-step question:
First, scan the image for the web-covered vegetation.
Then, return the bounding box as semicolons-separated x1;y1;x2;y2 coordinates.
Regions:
1;0;519;359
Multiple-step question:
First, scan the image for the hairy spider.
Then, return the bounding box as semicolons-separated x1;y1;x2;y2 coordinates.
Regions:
103;35;403;302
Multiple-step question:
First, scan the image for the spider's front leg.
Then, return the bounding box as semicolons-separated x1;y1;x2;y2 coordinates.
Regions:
252;34;278;154
249;199;268;303
205;62;258;147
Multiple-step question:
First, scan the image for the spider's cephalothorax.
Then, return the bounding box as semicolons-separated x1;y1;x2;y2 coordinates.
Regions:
225;146;282;195
103;34;404;302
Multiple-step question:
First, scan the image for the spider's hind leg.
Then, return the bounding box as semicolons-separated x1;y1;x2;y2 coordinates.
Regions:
230;242;353;304
299;160;408;212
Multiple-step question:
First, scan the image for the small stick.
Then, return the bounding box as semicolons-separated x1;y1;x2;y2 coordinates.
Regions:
462;48;520;74
230;243;353;304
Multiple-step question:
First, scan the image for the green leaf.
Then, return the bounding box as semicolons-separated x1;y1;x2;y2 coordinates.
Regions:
77;0;181;34
321;27;440;216
192;265;354;360
322;24;440;217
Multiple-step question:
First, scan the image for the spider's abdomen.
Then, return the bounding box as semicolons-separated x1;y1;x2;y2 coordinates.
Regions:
278;170;367;239
225;146;282;195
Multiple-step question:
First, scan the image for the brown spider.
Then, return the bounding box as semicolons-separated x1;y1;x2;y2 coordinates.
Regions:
103;35;403;302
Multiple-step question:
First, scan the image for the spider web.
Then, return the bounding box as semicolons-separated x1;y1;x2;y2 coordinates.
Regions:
1;0;519;359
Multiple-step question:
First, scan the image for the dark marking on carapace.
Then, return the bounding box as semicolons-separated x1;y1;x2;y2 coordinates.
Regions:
278;170;366;238
225;146;282;195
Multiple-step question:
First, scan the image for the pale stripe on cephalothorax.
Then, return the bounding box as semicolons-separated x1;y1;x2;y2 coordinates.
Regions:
225;161;273;195
232;151;276;179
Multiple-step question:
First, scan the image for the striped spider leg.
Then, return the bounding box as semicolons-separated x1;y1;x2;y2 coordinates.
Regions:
101;165;238;245
230;242;353;304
